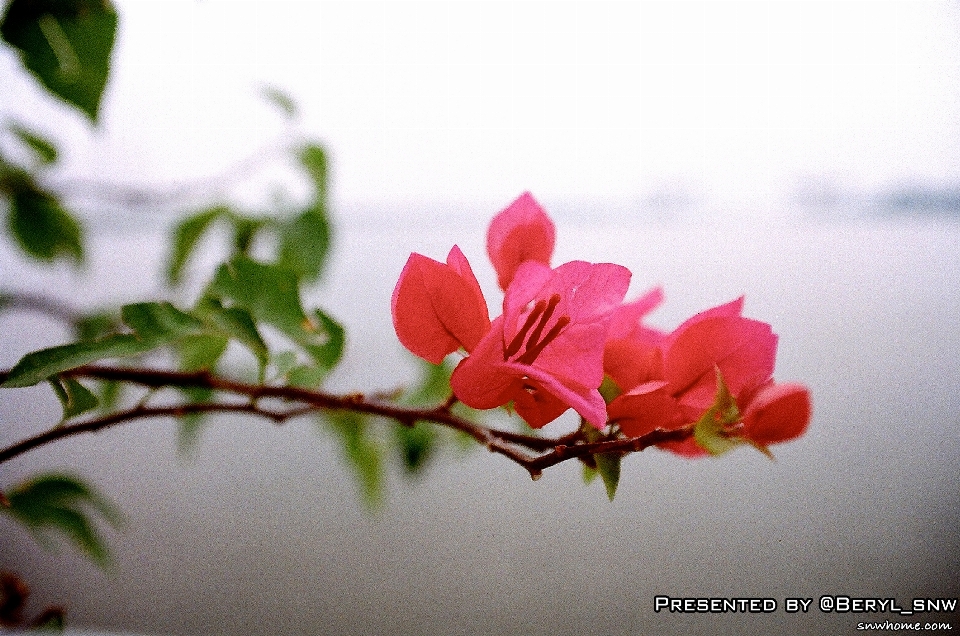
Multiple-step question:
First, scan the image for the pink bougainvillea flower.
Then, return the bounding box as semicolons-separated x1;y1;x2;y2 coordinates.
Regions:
391;245;490;364
739;381;811;446
605;297;811;454
660;380;812;458
486;191;556;291
603;287;668;392
661;297;777;422
451;259;631;429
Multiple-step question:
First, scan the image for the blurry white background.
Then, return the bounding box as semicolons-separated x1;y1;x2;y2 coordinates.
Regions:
2;1;959;215
2;3;959;636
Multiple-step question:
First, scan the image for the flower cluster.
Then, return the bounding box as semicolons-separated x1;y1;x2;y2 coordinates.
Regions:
392;193;810;458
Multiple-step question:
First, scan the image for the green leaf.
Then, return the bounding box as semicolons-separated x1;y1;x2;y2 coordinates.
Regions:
692;368;745;456
193;299;268;370
176;333;228;372
324;412;384;509
1;333;150;388
261;85;298;118
2;302;202;387
208;256;305;330
96;378;121;412
2;473;122;568
299;143;328;201
278;207;331;282
595;452;622;501
580;419;621;500
48;375;98;420
207;257;344;375
598;374;622;403
74;311;119;341
231;216;266;254
32;607;66;630
309;308;345;374
581;462;598;485
1;0;118;121
168;206;225;284
270;350;298;380
394;421;437;475
120;301;205;345
176;386;214;457
9;123;58;164
6;179;83;263
403;358;454;406
286;364;326;389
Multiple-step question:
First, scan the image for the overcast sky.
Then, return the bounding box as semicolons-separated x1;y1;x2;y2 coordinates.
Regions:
3;1;960;213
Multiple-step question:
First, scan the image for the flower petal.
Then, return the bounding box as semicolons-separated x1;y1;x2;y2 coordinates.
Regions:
522;261;632;387
486;192;556;290
664;312;777;416
450;320;609;429
607;286;665;340
391;246;490;364
449;318;517;409
607;380;679;437
741;382;811;445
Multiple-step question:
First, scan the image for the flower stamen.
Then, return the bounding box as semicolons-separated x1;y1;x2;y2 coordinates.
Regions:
525;294;561;350
504;297;548;358
516;316;570;364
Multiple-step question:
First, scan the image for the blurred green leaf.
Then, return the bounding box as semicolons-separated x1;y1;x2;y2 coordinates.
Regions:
96;378;121;412
2;473;122;568
9;123;58;164
286;364;326;389
270;350;298;380
6;179;83;263
0;0;118;121
1;334;150;388
278;208;330;282
3;301;203;387
402;358;454;407
31;607;66;631
261;85;298;119
581;420;621;500
309;307;344;375
168;206;225;284
120;302;205;345
176;333;227;372
581;462;598;485
193;299;268;370
231;216;265;255
207;256;344;376
299;143;327;200
324;411;384;509
74;311;119;342
208;256;305;331
394;421;436;475
47;375;98;420
176;385;214;458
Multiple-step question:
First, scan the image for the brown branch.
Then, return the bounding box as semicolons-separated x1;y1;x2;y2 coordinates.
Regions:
0;402;290;464
0;365;694;479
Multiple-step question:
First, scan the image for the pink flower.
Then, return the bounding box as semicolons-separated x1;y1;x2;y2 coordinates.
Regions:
486;192;556;290
605;297;811;455
660;381;811;458
391;245;490;365
451;259;631;429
